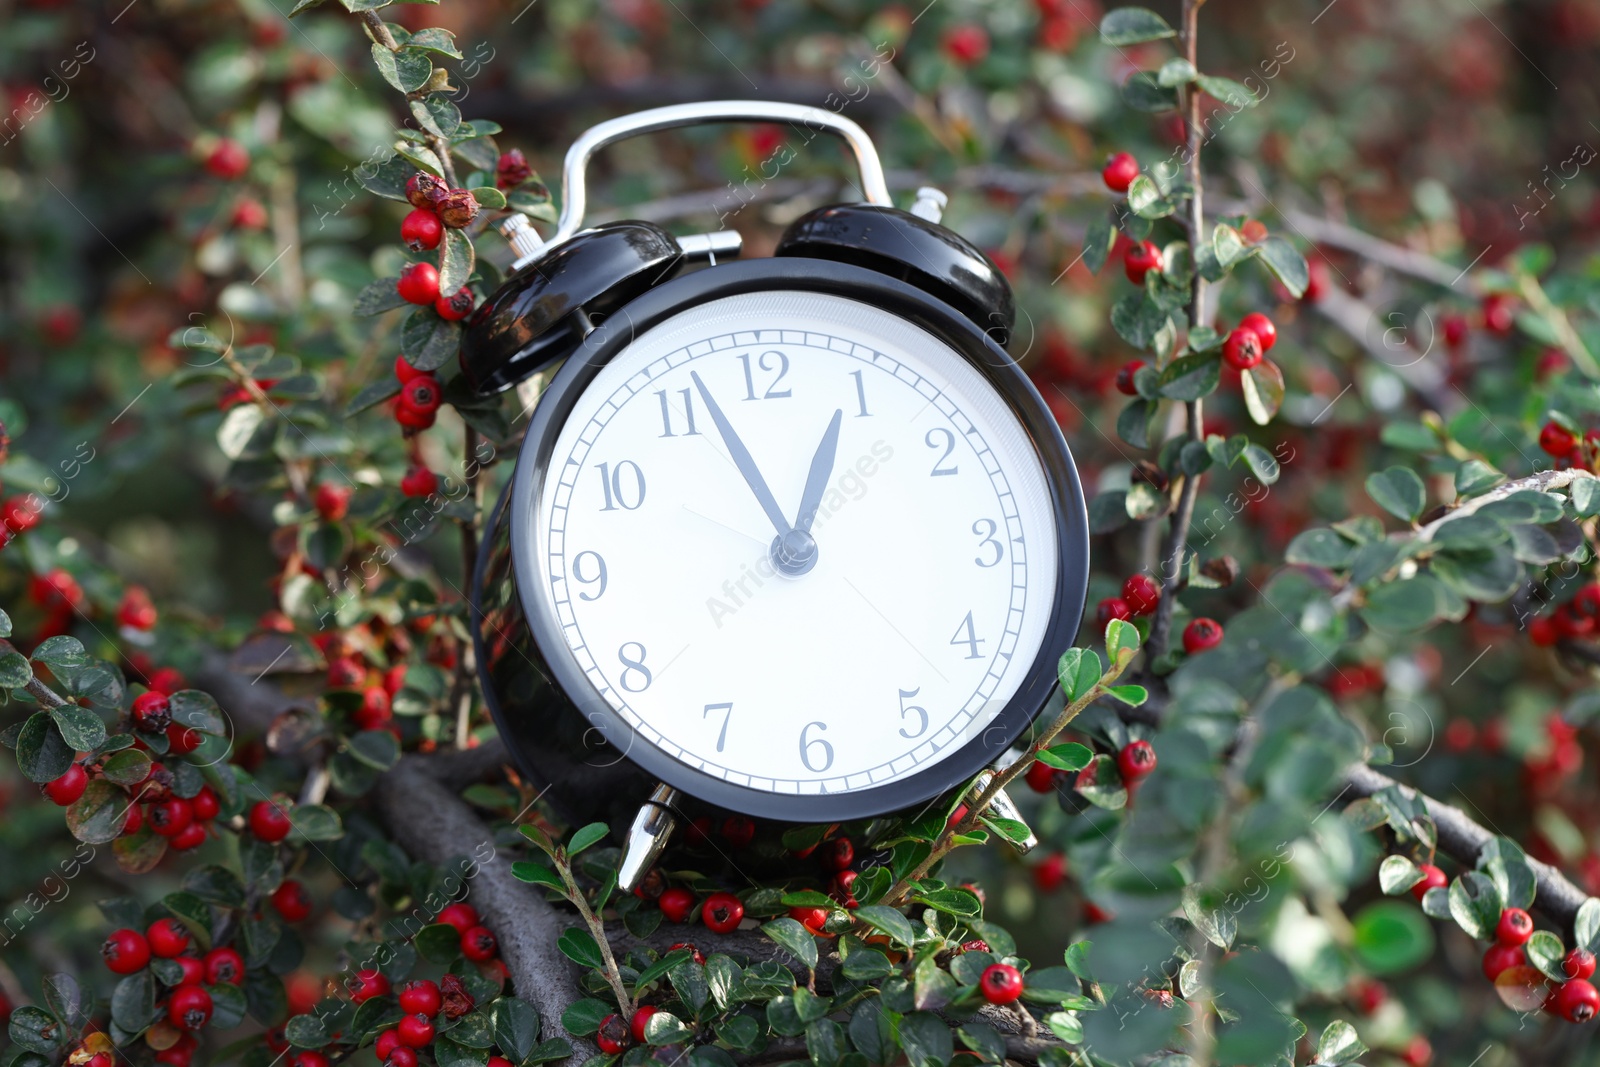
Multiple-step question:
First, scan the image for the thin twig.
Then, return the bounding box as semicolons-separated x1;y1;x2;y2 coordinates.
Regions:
0;639;69;709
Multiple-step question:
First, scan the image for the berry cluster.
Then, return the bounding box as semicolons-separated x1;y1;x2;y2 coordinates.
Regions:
1222;312;1278;372
1527;581;1600;648
1537;419;1600;466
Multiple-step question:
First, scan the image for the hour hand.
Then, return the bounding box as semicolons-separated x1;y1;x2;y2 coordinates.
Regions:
794;409;843;534
689;371;791;539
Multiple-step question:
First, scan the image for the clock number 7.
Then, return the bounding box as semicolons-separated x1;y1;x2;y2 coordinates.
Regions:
949;611;986;660
703;702;733;752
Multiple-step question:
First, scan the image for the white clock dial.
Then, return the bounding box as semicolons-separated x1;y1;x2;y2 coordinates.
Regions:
534;290;1059;796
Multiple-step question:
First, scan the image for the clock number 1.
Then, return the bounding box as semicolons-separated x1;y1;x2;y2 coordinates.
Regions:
849;370;871;417
897;688;928;739
703;702;733;752
799;721;834;772
597;461;646;511
950;611;986;660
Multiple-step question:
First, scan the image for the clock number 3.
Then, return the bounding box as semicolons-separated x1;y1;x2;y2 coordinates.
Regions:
799;721;834;772
617;642;652;692
897;688;928;739
972;519;1003;567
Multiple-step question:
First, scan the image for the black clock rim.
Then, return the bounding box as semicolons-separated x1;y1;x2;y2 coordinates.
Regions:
504;257;1090;822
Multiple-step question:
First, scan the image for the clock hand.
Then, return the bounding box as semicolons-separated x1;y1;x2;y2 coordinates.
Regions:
793;408;843;534
689;371;792;539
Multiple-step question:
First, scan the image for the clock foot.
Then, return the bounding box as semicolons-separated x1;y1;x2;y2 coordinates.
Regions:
967;772;1038;855
616;783;680;893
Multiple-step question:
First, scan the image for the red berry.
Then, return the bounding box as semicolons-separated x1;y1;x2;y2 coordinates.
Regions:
1117;739;1157;781
397;1013;435;1048
249;799;293;842
596;1014;629;1055
166;722;203;755
232;198;268;230
1556;978;1600;1023
1302;260;1329;303
401;210;443;253
122;803;144;836
400;466;439;499
132;691;172;732
394;398;437;431
1482;293;1516;336
1096;596;1131;632
659;887;696;923
398;980;441;1016
156;1037;197;1067
1567;949;1598;980
1124;240;1162;285
788;906;829;935
1121;574;1160;616
173;956;204;985
118;586;158;630
435;289;475;322
979;963;1024;1004
147;918;191;958
943;24;989;65
721;815;756;848
1442;313;1469;348
495;149;533;190
1411;863;1447;902
292;1053;329;1067
148;797;194;838
385;1049;418;1067
1401;1035;1433;1066
702;892;744;934
461;925;497;961
400;375;442;419
2;495;41;533
668;942;706;966
1540;421;1579;458
43;764;88;806
1530;615;1561;646
959;939;989;953
204;139;249;180
394;355;425;382
314;483;351;522
435;188;480;229
1237;312;1277;351
1349;977;1387;1014
375;1032;401;1061
630;1005;660;1044
103;929;152;974
437;902;478;934
1222;326;1264;371
351;969;390;1003
821;837;854;871
1032;852;1068;892
1496;907;1534;946
1114;360;1145;396
191;786;220;822
1183;617;1224;654
149;668;185;695
168;984;212;1031
272;880;313;922
204;947;245;986
1024;760;1060;793
405;173;448;210
355;686;392;731
170;822;207;851
397;262;441;306
1101;152;1139;194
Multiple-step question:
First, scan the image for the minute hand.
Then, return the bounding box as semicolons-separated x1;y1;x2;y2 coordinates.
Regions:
793;409;843;534
689;371;792;538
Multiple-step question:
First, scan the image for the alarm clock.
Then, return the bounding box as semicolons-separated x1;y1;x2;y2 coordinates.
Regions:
465;101;1090;890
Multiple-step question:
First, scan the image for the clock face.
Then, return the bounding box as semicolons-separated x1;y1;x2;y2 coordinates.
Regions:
528;289;1062;800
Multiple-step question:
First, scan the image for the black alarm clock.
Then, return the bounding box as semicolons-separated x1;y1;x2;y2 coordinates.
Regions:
465;101;1090;889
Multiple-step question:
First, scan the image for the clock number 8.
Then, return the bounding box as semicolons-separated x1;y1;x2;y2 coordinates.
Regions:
799;721;834;773
617;642;652;692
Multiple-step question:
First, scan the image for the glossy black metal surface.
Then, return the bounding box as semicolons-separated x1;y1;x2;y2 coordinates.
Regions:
775;204;1016;347
471;257;1089;825
459;221;684;394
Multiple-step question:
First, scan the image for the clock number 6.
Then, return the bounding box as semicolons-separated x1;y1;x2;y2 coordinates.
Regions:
572;551;607;600
703;702;733;752
897;688;928;739
925;428;959;476
799;721;834;773
972;518;1003;567
597;460;646;511
617;642;652;692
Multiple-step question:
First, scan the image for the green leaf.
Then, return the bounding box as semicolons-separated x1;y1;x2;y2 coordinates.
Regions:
568;822;608;857
897;1012;953;1067
0;650;31;688
1571;477;1600;518
1315;1020;1366;1066
1116;398;1154;449
490;997;540;1062
415;923;463;963
643;1010;695;1045
1241;443;1281;484
17;712;73;783
1157;352;1221;401
406;27;463;57
1074;754;1127;810
1366;466;1427;522
410;96;462;139
556;927;604;969
1256;236;1310;298
1036;743;1092;772
66;780;132;845
1212;224;1246;269
1286;528;1356;569
1525;930;1568;982
1455;460;1505;498
438;229;475;296
1100;7;1177;45
560;998;610;1037
1361;576;1443;632
32;636;87;673
1083;212;1114;275
354;277;408;317
1156;57;1196;86
357;155;415;202
854;905;917;950
370;43;432;92
1377;854;1423;895
288;803;343;842
102;748;153;786
111;972;158;1033
510;860;565;892
1240;360;1284;425
8;1007;64;1056
1576;898;1600;953
400;308;462;371
51;705;106;751
1110;293;1169;350
1196;74;1257;107
1122;71;1178;112
1448;871;1504;941
1104;617;1140;665
347;377;403;417
470;186;508;211
1484;840;1537;910
1353;900;1436;975
347;730;400;770
1104;684;1147;706
1126;175;1176;219
0;608;11;637
633;949;693;990
762;917;819;969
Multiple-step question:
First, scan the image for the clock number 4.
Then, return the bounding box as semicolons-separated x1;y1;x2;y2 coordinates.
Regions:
925;428;959;476
617;642;652;692
897;688;928;739
737;351;792;400
597;460;646;511
799;721;834;773
703;702;733;752
654;388;700;438
950;611;986;660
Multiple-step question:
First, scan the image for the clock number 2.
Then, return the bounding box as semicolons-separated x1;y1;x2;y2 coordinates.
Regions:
737;351;793;400
703;702;733;752
897;688;928;739
799;721;834;773
597;461;646;511
950;611;986;660
617;642;652;692
925;428;959;476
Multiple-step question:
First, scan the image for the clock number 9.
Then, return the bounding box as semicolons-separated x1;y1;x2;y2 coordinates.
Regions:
897;688;928;739
572;551;607;600
799;721;834;773
972;519;1003;568
597;461;646;511
617;642;653;692
925;428;959;476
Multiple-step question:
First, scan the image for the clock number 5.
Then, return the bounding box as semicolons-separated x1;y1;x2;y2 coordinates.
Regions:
897;688;928;739
703;702;733;752
799;721;834;773
597;460;646;511
950;612;986;660
617;642;652;692
925;428;959;476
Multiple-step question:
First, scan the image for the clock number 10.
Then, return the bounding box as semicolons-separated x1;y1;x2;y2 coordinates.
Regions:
597;461;646;511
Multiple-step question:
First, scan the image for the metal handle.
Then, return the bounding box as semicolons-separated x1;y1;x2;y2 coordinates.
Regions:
551;100;893;247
